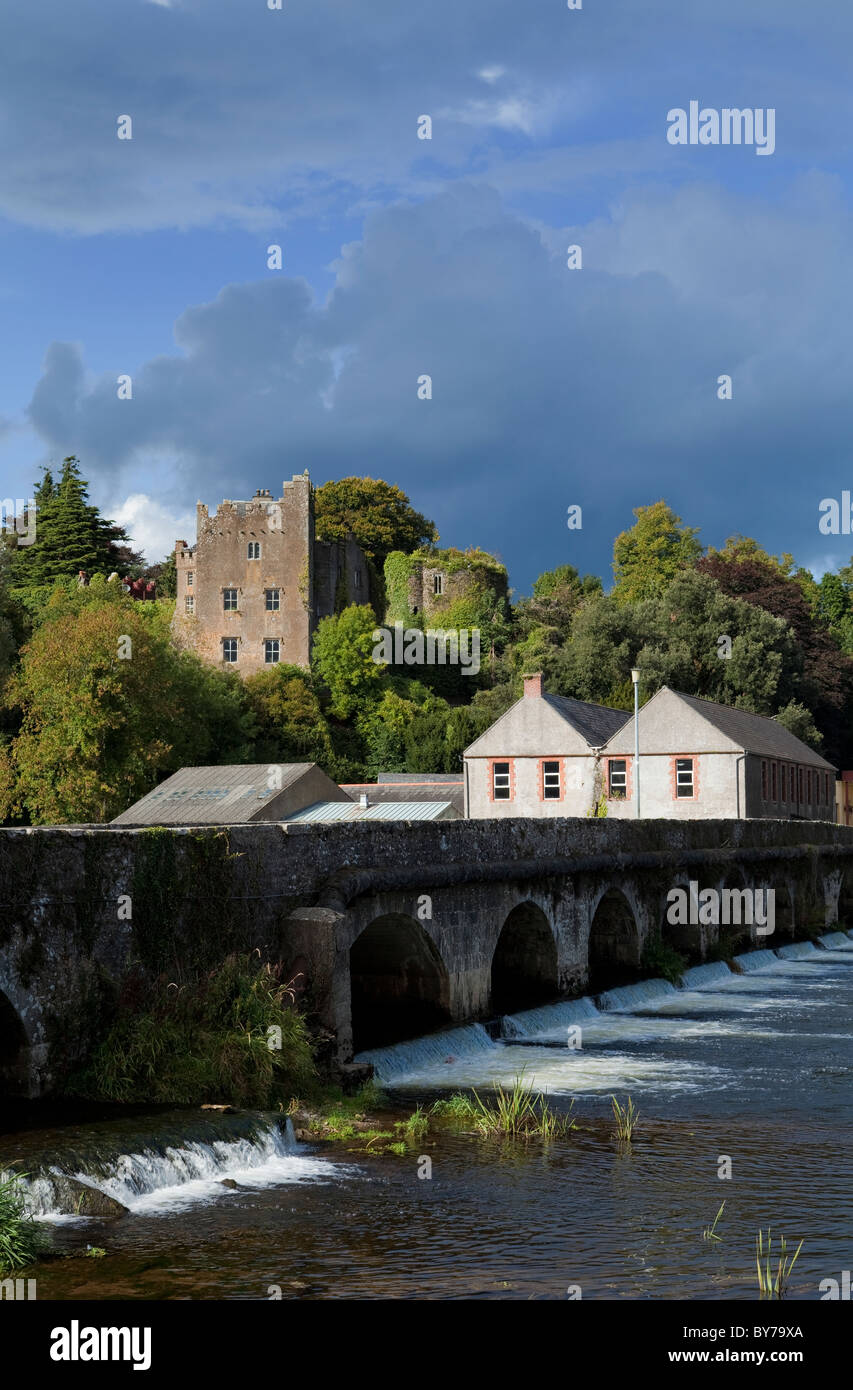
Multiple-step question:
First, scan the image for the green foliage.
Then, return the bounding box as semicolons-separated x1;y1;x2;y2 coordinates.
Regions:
12;458;140;600
311;604;385;719
67;953;316;1108
755;1228;803;1299
433;1076;574;1139
610;1095;640;1142
641;934;686;985
314;477;438;566
612;500;703;604
244;664;335;767
773;700;823;751
0;1172;49;1272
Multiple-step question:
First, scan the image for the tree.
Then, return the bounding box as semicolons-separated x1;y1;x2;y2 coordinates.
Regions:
774;701;823;751
244;665;335;768
311;604;385;719
314;477;438;566
12;458;138;600
612;501;702;604
4;580;253;823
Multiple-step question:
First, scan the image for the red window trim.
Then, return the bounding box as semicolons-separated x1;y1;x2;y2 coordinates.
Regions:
537;757;566;802
670;754;699;801
487;756;516;803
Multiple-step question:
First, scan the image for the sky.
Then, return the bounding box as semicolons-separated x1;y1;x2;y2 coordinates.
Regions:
1;0;852;594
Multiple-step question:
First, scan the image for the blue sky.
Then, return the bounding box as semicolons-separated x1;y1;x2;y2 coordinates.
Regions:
1;0;852;593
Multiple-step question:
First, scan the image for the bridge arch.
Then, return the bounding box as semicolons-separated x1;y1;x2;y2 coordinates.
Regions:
350;914;451;1052
490;901;558;1015
0;990;29;1097
588;888;640;991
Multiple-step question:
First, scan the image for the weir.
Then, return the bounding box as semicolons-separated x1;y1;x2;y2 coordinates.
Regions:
2;815;853;1093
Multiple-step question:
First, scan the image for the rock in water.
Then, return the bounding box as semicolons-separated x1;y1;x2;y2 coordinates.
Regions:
48;1176;128;1218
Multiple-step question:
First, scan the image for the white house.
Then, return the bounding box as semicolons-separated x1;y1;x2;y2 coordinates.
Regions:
463;673;629;818
463;676;837;821
600;686;836;821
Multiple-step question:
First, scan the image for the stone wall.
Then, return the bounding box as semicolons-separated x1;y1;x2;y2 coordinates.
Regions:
2;816;852;1093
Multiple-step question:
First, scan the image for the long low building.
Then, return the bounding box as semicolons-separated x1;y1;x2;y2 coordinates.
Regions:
464;675;837;821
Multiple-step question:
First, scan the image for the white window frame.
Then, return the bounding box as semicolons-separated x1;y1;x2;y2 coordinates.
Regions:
265;588;280;612
608;759;627;798
264;639;280;664
247;542;261;560
675;757;695;798
223;588;238;611
542;760;561;800
222;638;238;664
492;761;511;800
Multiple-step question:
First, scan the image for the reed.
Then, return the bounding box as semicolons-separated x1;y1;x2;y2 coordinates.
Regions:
755;1228;803;1299
0;1173;48;1274
702;1201;725;1243
470;1075;573;1138
611;1094;639;1141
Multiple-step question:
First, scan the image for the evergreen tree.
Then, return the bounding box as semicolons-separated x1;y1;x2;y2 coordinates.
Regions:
13;457;136;595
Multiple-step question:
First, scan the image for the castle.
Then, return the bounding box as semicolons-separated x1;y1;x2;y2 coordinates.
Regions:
171;473;369;675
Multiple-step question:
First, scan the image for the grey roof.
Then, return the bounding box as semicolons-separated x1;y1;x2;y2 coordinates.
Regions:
342;780;465;813
542;694;631;747
667;689;836;769
111;764;317;826
377;772;460;783
288;800;459;823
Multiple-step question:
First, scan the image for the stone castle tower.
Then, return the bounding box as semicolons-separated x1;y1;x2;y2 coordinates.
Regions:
171;473;369;676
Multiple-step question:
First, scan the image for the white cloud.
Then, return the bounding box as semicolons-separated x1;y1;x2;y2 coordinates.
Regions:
477;65;506;84
110;493;196;565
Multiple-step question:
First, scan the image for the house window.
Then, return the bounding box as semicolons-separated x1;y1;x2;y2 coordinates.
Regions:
771;762;777;801
185;594;194;615
265;588;280;611
223;588;238;611
780;765;787;801
354;570;362;590
798;766;804;801
608;759;628;798
675;758;695;798
492;761;511;800
433;573;444;596
222;638;237;663
186;571;193;587
248;542;261;559
264;639;280;664
806;769;812;804
542;760;561;800
761;760;768;800
825;772;831;805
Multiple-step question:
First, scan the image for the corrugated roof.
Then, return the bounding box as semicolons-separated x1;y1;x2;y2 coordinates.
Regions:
341;781;465;812
667;689;836;769
111;764;314;825
376;772;461;783
288;800;458;823
543;694;631;747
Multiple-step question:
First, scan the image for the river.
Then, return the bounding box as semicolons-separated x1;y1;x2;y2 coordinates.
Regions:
4;933;853;1300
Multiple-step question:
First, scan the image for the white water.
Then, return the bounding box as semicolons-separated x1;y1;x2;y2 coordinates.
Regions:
355;1023;495;1083
597;978;677;1011
680;961;734;989
776;941;819;959
357;942;851;1093
732;948;780;972
17;1118;336;1219
819;931;853;950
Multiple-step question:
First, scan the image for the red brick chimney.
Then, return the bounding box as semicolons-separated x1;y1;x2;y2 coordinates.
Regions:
523;672;543;698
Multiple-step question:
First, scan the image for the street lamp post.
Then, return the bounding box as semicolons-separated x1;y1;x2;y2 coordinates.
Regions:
631;668;640;819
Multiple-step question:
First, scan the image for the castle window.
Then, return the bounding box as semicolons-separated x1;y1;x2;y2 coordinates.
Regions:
433;573;444;596
186;571;193;587
185;595;194;615
265;588;280;612
223;588;238;611
264;640;280;664
222;638;237;663
248;542;261;559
